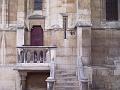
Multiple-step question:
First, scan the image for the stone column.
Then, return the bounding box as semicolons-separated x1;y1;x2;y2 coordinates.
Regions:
1;0;8;28
76;0;92;66
76;1;92;90
20;72;27;90
77;26;91;90
16;0;26;46
77;27;91;66
77;27;91;90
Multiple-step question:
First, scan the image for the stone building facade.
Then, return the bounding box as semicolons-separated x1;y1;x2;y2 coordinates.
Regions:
0;0;120;90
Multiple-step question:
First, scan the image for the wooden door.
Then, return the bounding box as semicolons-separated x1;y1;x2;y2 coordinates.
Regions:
31;26;43;46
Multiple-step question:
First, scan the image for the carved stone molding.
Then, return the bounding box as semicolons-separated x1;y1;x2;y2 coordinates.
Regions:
76;21;92;27
51;24;61;30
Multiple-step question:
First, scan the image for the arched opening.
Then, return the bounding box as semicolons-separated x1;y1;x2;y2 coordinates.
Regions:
31;25;44;46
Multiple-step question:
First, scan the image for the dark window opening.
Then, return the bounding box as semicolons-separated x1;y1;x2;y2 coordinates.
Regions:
106;0;118;21
34;0;42;10
63;16;68;39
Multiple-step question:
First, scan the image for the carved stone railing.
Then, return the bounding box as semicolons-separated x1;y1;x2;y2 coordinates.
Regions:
17;46;57;64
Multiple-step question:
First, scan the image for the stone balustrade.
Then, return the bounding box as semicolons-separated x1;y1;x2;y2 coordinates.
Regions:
17;46;57;64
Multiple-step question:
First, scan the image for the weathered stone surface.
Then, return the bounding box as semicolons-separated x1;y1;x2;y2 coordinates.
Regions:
0;0;120;90
0;66;20;90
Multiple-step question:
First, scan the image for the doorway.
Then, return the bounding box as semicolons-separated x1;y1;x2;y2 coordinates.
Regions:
26;72;49;90
31;25;44;46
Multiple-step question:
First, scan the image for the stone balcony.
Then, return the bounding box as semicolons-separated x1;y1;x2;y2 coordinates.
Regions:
15;46;57;71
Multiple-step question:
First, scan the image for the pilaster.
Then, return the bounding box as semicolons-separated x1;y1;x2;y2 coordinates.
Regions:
76;0;91;26
77;26;91;90
76;1;92;87
16;0;26;46
77;27;91;65
1;0;8;28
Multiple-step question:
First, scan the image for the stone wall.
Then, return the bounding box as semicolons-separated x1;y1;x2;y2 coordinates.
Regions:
91;0;102;27
0;31;16;64
45;0;77;29
0;65;20;90
44;29;77;70
8;0;18;23
92;67;120;90
91;29;120;65
0;31;18;90
91;29;120;90
0;0;18;24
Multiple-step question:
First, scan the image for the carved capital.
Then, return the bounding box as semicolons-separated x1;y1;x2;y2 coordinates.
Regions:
19;71;27;80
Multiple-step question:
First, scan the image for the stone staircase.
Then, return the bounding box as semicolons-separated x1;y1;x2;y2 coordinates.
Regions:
54;68;80;90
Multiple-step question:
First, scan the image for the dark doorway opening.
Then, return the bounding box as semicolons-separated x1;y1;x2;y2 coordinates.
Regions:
31;25;44;46
26;72;49;90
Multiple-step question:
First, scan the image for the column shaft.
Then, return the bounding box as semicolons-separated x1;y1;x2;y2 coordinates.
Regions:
17;0;26;46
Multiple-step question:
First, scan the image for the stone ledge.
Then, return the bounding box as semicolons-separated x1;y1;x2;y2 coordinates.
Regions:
76;21;92;27
14;63;50;71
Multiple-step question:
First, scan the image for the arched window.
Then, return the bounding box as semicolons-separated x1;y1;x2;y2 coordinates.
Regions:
34;0;42;10
106;0;118;21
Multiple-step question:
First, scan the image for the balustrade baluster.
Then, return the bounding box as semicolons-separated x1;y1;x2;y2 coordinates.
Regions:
33;50;37;63
24;49;26;63
20;49;24;63
17;48;20;63
31;50;33;63
40;50;43;63
26;50;31;63
42;49;44;63
49;50;51;62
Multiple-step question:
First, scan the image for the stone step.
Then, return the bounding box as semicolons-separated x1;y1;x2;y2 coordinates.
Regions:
56;66;77;69
56;77;78;81
56;80;79;83
55;81;79;86
55;68;79;90
56;70;76;75
55;83;79;86
56;79;79;83
55;73;76;77
54;86;80;90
